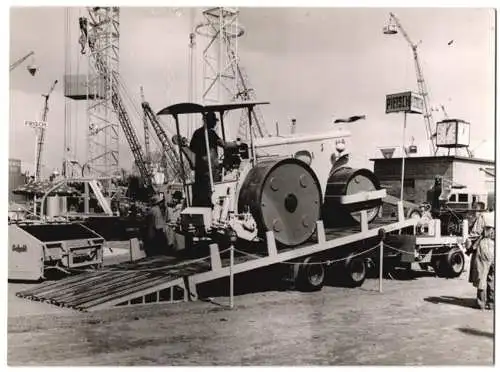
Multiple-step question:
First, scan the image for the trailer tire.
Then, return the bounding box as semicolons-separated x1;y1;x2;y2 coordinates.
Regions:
343;253;367;287
431;256;446;277
295;257;325;292
443;247;465;278
407;208;422;220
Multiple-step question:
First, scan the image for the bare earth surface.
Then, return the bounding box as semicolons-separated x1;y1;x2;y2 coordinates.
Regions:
7;247;494;366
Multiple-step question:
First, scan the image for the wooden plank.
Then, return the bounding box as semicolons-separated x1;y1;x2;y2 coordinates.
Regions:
18;273;125;298
16;269;108;297
75;274;180;310
49;272;150;305
65;274;160;308
89;278;186;311
70;273;169;308
29;273;136;303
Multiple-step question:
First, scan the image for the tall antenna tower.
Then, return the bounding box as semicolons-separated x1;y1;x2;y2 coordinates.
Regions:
195;7;268;140
85;7;120;179
196;7;241;105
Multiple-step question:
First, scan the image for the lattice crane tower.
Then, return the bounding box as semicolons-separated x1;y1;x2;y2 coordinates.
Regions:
195;7;268;140
84;7;120;178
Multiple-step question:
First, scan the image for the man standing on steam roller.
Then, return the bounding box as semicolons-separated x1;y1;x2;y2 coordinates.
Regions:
189;111;226;207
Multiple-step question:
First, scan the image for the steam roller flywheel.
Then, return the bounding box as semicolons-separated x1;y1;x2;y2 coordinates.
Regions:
324;167;382;226
238;158;321;247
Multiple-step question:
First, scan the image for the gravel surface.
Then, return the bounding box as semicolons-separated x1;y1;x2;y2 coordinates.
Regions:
7;261;494;366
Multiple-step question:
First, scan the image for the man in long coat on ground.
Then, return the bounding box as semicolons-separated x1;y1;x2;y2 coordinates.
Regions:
144;193;171;256
468;211;495;310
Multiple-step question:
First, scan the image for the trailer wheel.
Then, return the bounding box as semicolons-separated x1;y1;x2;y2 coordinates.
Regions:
444;247;465;278
431;256;446;277
407;208;422;220
295;257;325;292
343;254;367;287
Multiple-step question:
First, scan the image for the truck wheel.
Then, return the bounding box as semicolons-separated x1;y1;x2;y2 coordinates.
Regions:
295;257;325;292
344;254;367;287
407;208;422;220
431;256;446;277
444;247;465;278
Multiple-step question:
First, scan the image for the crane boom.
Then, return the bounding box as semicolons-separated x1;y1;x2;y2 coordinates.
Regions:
10;51;35;71
228;49;268;139
35;79;58;180
389;12;437;155
141;98;189;182
440;104;449;119
80;14;153;189
140;86;151;171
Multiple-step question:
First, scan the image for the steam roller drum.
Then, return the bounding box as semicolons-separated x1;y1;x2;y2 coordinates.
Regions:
324;167;382;226
238;158;321;247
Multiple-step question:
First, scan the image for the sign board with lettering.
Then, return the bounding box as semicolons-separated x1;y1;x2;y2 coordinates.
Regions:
8;224;45;281
385;92;424;114
11;244;28;253
25;120;48;129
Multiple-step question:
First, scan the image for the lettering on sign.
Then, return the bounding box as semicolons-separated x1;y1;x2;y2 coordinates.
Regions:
12;244;28;253
24;120;48;129
385;92;423;114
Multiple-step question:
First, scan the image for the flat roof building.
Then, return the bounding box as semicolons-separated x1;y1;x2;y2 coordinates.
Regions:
370;155;495;209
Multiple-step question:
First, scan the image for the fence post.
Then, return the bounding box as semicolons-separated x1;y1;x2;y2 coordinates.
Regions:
229;243;234;309
379;240;384;293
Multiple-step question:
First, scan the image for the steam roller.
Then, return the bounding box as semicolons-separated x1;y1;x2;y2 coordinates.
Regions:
323;167;383;227
238;158;322;247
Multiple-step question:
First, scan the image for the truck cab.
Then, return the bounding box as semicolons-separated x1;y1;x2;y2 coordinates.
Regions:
442;187;488;211
430;179;490;235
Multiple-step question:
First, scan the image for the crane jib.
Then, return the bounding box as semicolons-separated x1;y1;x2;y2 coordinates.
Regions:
85;33;153;187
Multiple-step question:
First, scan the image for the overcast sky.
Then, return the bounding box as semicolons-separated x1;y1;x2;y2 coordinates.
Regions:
8;6;496;176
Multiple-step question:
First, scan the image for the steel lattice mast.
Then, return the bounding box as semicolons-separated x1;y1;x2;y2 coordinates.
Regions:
84;7;120;178
80;8;153;190
196;7;268;140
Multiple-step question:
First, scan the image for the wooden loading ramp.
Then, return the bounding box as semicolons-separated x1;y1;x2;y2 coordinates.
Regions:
15;256;213;311
16;215;417;312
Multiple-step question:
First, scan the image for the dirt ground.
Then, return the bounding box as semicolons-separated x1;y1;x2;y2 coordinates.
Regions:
7;251;494;366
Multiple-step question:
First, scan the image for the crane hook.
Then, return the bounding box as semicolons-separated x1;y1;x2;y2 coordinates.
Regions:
79;17;88;55
79;35;87;55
